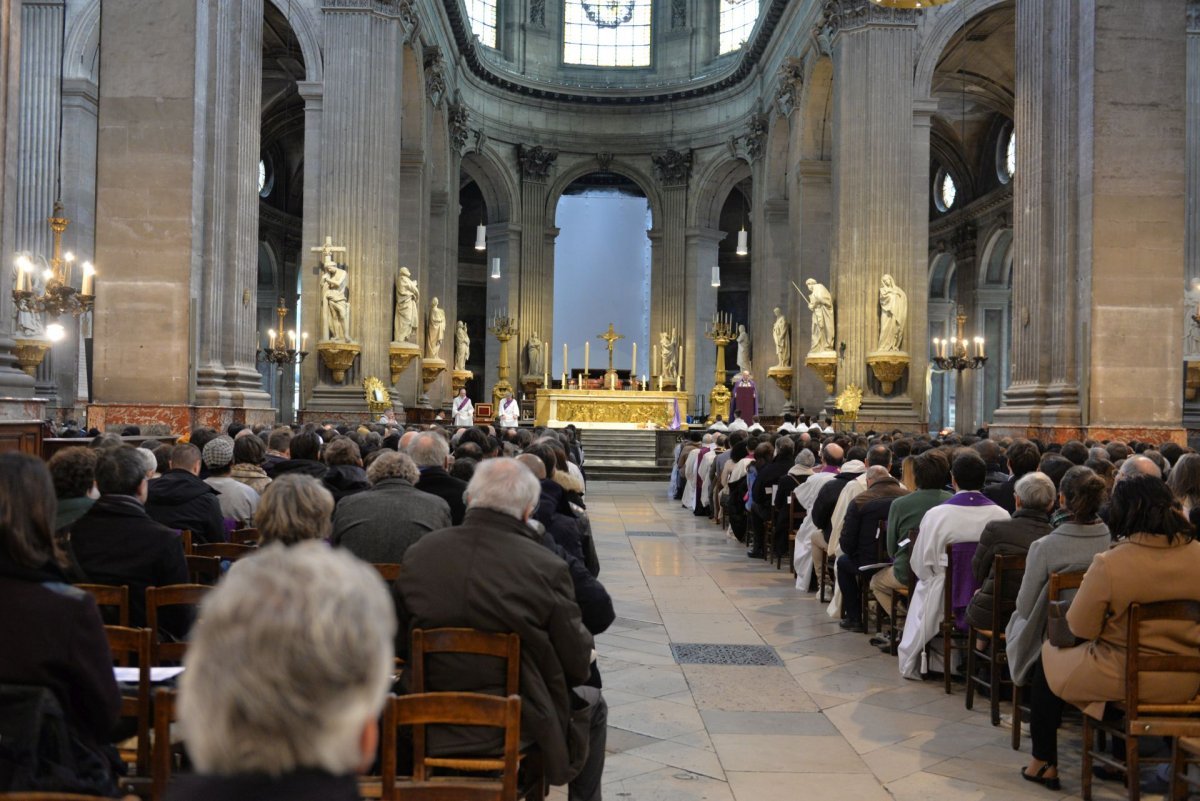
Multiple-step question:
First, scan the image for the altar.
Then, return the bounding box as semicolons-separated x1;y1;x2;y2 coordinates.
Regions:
535;389;688;429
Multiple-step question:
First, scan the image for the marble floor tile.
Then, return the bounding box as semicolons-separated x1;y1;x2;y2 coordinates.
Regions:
624;739;726;780
681;664;818;712
710;733;869;773
728;771;894;801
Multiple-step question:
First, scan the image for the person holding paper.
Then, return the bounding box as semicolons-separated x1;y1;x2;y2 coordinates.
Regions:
452;388;475;427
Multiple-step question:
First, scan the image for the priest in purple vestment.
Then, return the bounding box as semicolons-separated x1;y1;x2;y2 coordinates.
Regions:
732;370;758;421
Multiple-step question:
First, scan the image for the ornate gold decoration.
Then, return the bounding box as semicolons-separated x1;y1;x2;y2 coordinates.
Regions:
388;343;420;384
705;314;735;423
1188;362;1200;402
317;341;361;384
597;322;625;388
767;365;793;398
866;352;910;396
362;376;391;414
488;313;517;407
834;384;864;428
521;376;541;399
13;338;49;377
555;400;673;427
451;369;473;394
12;202;96;320
805;352;837;396
421;357;447;390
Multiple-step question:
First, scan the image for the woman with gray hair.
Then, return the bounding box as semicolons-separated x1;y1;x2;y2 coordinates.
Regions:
169;543;395;800
254;474;335;546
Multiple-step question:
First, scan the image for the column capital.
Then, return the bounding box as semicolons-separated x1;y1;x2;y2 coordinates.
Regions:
652;148;693;187
297;81;324;105
820;0;919;40
518;144;558;182
684;226;727;246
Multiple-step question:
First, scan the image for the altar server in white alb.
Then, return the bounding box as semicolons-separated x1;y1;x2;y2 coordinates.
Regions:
452;388;475;427
497;391;520;429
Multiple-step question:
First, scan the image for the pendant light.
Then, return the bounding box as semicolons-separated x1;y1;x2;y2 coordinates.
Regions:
490;257;501;279
711;265;721;287
735;199;749;256
474;220;487;251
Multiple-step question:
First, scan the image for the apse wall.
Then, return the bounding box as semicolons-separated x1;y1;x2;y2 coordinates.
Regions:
552;190;651;379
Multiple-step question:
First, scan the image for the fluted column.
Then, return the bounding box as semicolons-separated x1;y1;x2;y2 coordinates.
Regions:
652;150;689;387
306;2;406;412
1185;2;1200;432
752;196;789;413
516;145;556;384
684;226;723;403
297;80;323;412
426;186;453;406
794;159;832;411
484;222;521;401
829;3;921;427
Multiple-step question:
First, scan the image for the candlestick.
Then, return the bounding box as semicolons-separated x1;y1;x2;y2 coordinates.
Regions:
81;262;95;295
631;342;637;378
679;344;685;391
658;374;663;392
584;342;589;376
268;329;276;348
302;331;309;345
287;330;296;344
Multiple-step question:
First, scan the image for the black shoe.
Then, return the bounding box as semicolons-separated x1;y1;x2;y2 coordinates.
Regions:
838;619;862;630
746;550;764;559
1020;763;1061;792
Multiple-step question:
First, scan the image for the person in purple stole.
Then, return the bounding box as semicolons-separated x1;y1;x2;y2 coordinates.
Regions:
732;370;758;421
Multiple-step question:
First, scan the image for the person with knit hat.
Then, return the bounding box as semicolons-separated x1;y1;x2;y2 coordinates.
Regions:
203;436;260;526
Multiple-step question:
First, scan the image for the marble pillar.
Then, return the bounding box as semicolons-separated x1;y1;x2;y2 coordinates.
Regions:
994;0;1187;444
296;80;323;415
484;222;520;401
793;159;832;413
397;151;426;406
1185;3;1200;437
426;185;454;407
829;4;922;428
517;156;553;384
305;2;407;415
653;163;688;391
752;195;789;414
684;226;723;402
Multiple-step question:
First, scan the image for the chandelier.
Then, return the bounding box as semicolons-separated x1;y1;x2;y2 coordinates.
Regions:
580;0;637;28
257;297;309;367
931;309;986;372
12;202;95;322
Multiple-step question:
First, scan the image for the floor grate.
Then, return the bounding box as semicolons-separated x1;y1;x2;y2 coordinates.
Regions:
626;531;677;538
670;643;784;666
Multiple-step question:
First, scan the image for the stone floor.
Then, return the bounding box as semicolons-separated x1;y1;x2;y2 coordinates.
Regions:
549;481;1145;801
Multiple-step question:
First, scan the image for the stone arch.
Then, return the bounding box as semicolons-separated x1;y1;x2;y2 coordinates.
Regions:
797;55;834;162
461;148;516;222
761;113;790;202
914;0;1012;97
929;252;957;299
546;158;662;229
690;158;752;229
264;0;322;82
977;226;1013;286
63;0;100;83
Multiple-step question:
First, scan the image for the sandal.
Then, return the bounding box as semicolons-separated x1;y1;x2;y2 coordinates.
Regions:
1020;762;1061;791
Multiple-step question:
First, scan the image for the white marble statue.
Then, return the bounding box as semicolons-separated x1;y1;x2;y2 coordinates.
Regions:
454;321;470;371
426;297;445;360
1186;287;1200;360
877;274;908;352
12;252;45;338
526;331;544;376
393;267;420;344
320;258;351;342
736;324;752;372
659;329;678;380
772;307;791;368
805;278;835;354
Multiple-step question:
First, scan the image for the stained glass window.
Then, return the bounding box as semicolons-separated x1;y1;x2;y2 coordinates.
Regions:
563;0;653;67
467;0;497;49
719;0;759;55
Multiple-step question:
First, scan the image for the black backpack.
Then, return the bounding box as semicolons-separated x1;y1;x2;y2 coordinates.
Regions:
0;684;118;796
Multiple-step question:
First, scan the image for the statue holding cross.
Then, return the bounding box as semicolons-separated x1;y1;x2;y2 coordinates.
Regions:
598;322;624;389
311;236;351;343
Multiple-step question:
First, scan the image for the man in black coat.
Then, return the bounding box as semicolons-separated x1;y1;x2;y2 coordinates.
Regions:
835;466;909;628
266;430;328;479
71;446;191;637
145;443;225;544
408;431;468;525
748;438;794;558
982;438;1040;514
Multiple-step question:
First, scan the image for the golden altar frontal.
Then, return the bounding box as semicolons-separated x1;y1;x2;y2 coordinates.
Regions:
535;389;689;429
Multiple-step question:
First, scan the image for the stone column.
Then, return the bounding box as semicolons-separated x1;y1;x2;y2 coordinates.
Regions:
1184;2;1200;436
426;186;453;407
684;226;723;405
952;225;979;434
652;150;689;389
296;80;323;414
305;2;407;417
484;222;520;401
828;3;921;429
516;144;555;389
994;0;1187;444
397;150;426;407
0;0;41;409
752;195;789;414
793;159;832;412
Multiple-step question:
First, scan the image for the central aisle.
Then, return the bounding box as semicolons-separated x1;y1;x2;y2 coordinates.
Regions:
562;482;1129;801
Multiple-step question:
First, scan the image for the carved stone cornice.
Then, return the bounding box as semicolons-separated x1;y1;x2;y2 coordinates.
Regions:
652;149;693;187
397;0;420;41
448;102;470;150
530;0;546;28
774;57;803;118
518;145;558;181
424;50;447;108
728;114;768;163
928;184;1014;241
671;0;686;29
820;0;919;42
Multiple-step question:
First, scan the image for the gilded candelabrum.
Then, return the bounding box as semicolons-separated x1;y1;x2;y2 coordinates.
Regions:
931;310;986;373
705;313;735;423
256;297;309;367
13;339;50;377
488;310;518;407
12;202;96;320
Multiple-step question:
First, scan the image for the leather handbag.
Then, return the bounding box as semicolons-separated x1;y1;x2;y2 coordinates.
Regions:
1046;599;1084;648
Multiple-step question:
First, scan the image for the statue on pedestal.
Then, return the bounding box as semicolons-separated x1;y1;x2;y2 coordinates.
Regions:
393;267;420;345
804;278;835;354
772;307;791;368
877;274;908;352
425;297;445;360
455;321;470;371
320;260;351;343
659;329;678;380
736;324;752;372
526;331;544;377
12;252;45;338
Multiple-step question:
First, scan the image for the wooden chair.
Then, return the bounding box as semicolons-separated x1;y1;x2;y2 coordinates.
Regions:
151;688;179;801
192;542;255;562
228;527;259;545
379;692;521;801
77;583;129;627
856;520;890;634
933;540;980;694
817;542;835;604
1081;600;1200;801
185;554;222;585
1168;735;1200;800
886;528;918;656
781;495;804;574
965;552;1026;725
1012;569;1086;750
145;584;210;664
107;625;153;779
0;794;127;800
373;563;403;582
179;529;192;556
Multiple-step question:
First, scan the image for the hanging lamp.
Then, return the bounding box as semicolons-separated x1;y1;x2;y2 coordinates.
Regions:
474;220;487;251
711;265;721;287
490;257;501;279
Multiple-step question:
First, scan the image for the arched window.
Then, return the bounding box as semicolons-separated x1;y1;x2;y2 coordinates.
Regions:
934;167;957;213
258;157;274;199
467;0;497;48
719;0;759;55
563;0;653;67
1001;130;1015;182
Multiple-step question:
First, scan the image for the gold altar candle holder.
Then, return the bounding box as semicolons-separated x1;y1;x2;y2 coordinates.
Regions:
489;313;517;407
704;317;734;423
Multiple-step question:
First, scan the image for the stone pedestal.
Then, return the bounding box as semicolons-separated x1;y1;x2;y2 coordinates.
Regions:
317;342;361;385
389;343;420;385
866;352;909;396
13;339;49;378
805;352;837;396
450;369;473;395
767;365;795;415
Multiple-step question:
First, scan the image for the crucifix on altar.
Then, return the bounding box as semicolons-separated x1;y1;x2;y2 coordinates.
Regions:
597;322;625;391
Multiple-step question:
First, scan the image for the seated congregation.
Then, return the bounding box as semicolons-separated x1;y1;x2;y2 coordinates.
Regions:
675;418;1200;798
0;420;604;800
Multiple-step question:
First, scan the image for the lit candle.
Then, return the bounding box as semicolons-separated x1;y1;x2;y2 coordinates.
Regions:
302;331;309;347
978;338;986;359
563;342;568;377
287;330;296;345
584;341;589;376
268;329;276;348
679;344;685;390
81;262;94;295
631;342;637;379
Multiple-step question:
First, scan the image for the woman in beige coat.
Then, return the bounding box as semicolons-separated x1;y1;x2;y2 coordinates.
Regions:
1022;474;1200;791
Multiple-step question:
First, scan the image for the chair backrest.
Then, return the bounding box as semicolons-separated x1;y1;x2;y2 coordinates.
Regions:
185;554;222;586
1125;600;1200;715
192;542;255;562
373;563;402;582
228;527;259;545
944;541;981;631
988;552;1027;633
77;583;129;628
1048;570;1085;602
145;584;210;664
411;628;521;696
106;625;152;773
179;530;193;556
0;794;124;800
874;519;889;563
152;687;178;801
380;692;520;801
